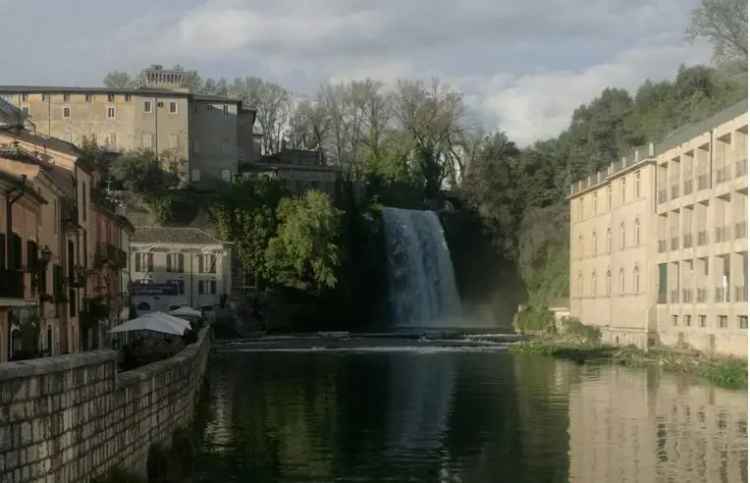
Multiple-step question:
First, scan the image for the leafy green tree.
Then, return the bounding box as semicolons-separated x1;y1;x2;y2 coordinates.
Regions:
688;0;748;69
211;179;287;287
103;71;136;89
109;149;179;194
265;191;343;292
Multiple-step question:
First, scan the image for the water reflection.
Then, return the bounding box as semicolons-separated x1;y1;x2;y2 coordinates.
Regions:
194;350;747;483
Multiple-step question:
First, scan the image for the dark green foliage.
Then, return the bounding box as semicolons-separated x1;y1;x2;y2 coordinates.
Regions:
515;306;556;334
561;317;601;343
91;467;146;483
110;149;179;194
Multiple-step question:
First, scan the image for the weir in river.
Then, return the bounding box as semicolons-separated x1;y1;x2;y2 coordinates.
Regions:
381;207;462;327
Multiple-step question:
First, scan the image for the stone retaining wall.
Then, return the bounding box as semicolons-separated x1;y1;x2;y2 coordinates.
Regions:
0;328;210;483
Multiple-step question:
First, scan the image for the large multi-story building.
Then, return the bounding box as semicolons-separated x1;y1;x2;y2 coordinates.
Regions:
569;100;748;357
0;65;259;187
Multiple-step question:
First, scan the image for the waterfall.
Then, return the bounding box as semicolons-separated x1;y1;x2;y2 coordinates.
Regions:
382;207;462;326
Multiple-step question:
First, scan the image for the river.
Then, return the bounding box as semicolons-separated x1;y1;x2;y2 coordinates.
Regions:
192;347;747;483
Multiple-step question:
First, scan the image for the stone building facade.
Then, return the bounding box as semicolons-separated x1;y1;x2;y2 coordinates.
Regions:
129;227;231;314
569;100;748;357
0;66;259;188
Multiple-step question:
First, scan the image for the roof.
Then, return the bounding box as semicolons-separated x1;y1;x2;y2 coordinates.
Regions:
0;168;48;205
0;127;80;158
0;97;25;127
0;86;241;104
131;226;224;245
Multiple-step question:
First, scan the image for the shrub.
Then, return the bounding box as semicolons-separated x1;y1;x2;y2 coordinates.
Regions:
515;306;556;334
561;317;601;343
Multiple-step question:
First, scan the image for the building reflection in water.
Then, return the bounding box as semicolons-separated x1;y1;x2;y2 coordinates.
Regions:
567;365;747;483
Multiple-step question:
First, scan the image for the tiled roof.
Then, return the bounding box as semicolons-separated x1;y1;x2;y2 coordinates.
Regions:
132;226;224;245
0;86;241;104
0;127;80;157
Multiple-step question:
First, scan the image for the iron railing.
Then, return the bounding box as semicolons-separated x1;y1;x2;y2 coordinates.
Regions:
715;287;729;303
670;290;680;304
697;288;707;303
736;285;748;302
682;289;693;303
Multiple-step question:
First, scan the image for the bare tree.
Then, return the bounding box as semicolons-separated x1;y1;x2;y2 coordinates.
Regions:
230;77;291;155
688;0;748;69
288;97;331;164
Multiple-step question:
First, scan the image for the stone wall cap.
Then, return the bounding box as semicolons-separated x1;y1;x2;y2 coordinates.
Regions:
0;350;116;381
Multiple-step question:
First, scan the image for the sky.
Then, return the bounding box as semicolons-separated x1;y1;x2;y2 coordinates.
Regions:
1;0;712;145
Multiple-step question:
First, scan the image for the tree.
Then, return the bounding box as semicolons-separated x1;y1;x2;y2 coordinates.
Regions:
211;178;287;287
109;149;179;194
229;77;291;155
103;71;136;89
688;0;748;69
265;191;343;292
393;79;465;198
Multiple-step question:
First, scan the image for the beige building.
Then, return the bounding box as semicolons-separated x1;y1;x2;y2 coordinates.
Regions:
570;100;748;357
0;65;258;187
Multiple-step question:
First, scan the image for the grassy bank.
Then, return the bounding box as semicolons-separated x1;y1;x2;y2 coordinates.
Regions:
511;336;747;389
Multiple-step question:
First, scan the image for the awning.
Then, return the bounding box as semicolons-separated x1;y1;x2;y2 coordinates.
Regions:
169;306;202;318
109;312;189;336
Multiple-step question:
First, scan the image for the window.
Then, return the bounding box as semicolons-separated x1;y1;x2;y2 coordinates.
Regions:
593;192;598;214
634;219;640;245
41;94;47;102
85;94;92;103
740;316;748;329
144;101;152;113
166;253;184;273
107;93;115;102
221;169;232;182
591;271;597;297
106;106;116;119
672;315;678;327
169;101;177;114
577;235;583;259
134;253;154;273
718;315;728;328
620;222;626;249
142;133;154;149
607;185;612;210
621;178;626;203
21;93;27;102
577;272;583;297
606;269;612;295
124;95;131;102
635;171;641;198
619;268;625;294
199;254;217;273
81;181;87;222
63;94;70;102
699;315;707;327
607;227;612;253
63;107;71;119
193;140;200;154
592;231;597;255
633;266;640;293
210;280;217;295
69;289;76;316
192;169;201;182
684;315;691;327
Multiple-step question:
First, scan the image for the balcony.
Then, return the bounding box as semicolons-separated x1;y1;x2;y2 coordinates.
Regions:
670;237;679;250
683;179;693;195
0;270;24;299
658;240;667;253
658;190;668;204
715;286;729;303
698;174;710;190
715;226;730;243
736;285;748;303
736;159;747;178
697;230;708;246
670;290;680;304
658;292;667;304
682;289;693;303
61;197;79;229
671;184;680;200
683;233;693;248
94;243;128;270
736;221;747;239
697;288;707;303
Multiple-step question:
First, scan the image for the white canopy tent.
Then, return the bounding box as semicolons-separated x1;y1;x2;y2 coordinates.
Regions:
110;312;189;336
169;306;202;318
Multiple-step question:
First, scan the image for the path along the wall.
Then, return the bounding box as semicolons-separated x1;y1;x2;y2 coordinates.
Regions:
0;328;210;483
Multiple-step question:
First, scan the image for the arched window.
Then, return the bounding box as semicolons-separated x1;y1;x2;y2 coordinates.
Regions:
607;185;612;210
592;231;597;255
591;271;597;297
606;269;612;295
633;265;640;293
607;227;612;253
635;171;641;198
578;235;584;259
621;178;626;203
635;219;640;245
619;268;625;294
620;222;626;250
593;192;598;214
577;272;584;297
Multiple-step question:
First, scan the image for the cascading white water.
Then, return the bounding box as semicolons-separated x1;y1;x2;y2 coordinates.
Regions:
382;207;462;326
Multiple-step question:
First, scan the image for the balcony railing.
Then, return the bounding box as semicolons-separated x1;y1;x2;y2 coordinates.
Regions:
736;285;748;302
715;286;729;303
736;159;747;178
658;240;667;253
0;270;24;298
683;179;693;195
698;174;710;190
736;221;747;240
670;237;679;250
94;243;127;270
697;230;708;246
697;288;707;303
715;226;729;243
671;184;680;199
716;166;731;184
683;233;693;248
670;290;680;304
682;289;693;303
658;292;667;304
658;190;668;204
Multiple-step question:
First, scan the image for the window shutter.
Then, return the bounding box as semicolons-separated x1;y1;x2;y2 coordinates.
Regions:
198;255;204;274
147;253;154;272
178;253;184;273
135;254;142;272
12;234;22;270
209;255;216;273
166;254;172;272
0;234;5;270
